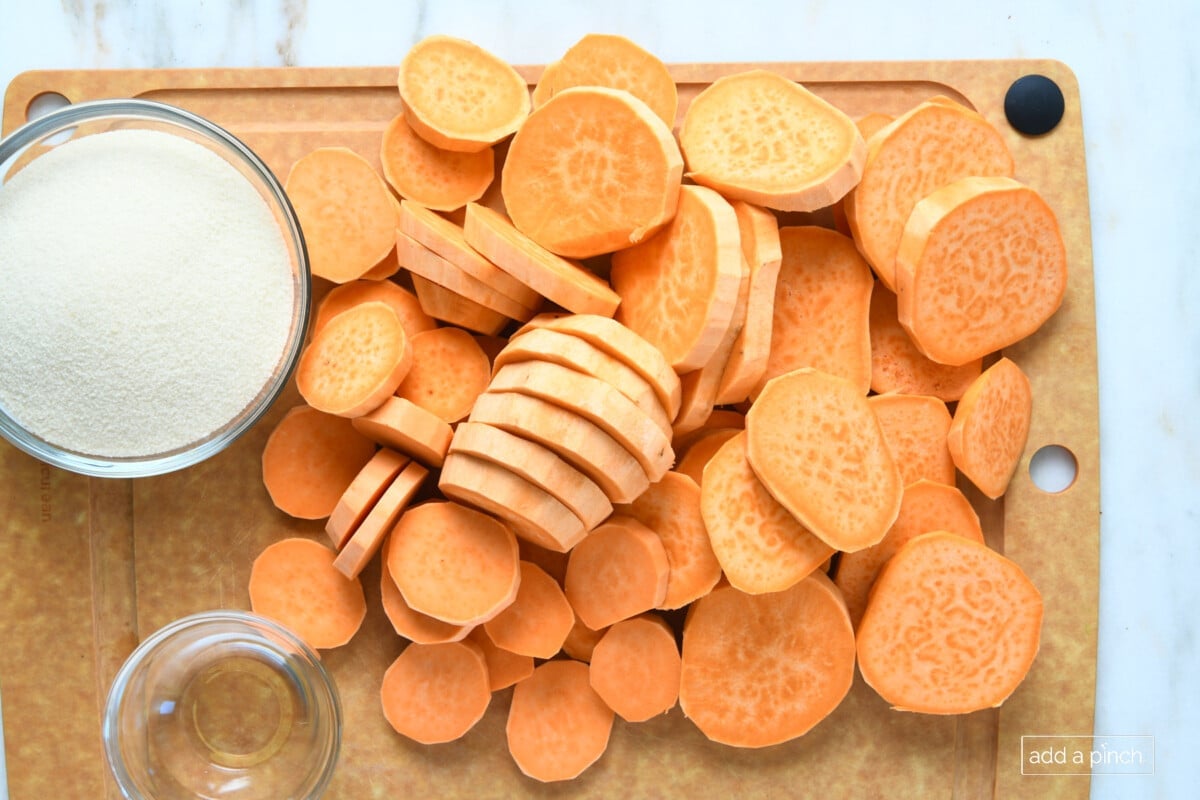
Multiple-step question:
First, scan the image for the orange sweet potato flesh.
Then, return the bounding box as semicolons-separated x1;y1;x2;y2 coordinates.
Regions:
588;614;681;722
895;175;1067;366
679;69;866;212
501;86;683;259
845;96;1014;291
380;641;492;744
610;184;743;373
248;537;366;650
506;660;614;782
868;393;956;487
312;279;436;339
261;405;377;520
679;573;855;747
674;426;740;486
517;313;682;421
350;395;453;468
467;627;534;691
463;202;622;316
869;284;980;401
617;471;722;610
700;431;834;595
856;532;1043;714
397;327;491;423
387;500;520;626
483;561;575;659
834;479;984;628
397;35;530;153
379;534;471;645
533;34;678;126
285;147;396;283
755;226;874;397
947;356;1034;499
410;272;510;336
745;368;902;552
564;515;670;630
380;112;494;211
296;301;413;418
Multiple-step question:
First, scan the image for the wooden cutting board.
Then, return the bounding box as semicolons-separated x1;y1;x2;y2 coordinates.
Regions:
0;60;1098;799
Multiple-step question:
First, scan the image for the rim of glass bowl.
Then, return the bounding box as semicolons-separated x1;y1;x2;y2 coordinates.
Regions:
101;609;342;800
0;98;310;478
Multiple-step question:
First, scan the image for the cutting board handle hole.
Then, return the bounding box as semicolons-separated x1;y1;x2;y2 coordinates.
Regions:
26;92;76;145
1029;444;1077;493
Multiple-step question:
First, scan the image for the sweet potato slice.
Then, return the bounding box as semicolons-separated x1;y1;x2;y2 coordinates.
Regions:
745;368;902;552
387;500;520;626
679;69;866;211
463;203;622;315
449;421;612;530
501;86;683;258
868;393;956;487
756;226;874;397
700;431;834;595
248;538;366;650
410;273;509;335
380;113;494;212
285;147;397;283
261;405;377;520
467;391;650;505
894;176;1067;366
564;516;670;630
488;360;673;482
397;35;529;152
856;532;1043;713
532;34;678;126
869;284;981;401
333;460;428;580
398;201;542;308
845;96;1014;291
617;471;721;610
396;327;492;423
674;426;740;487
396;230;537;322
946;356;1034;499
467;627;534;691
506;660;614;782
715;201;783;405
483;561;575;659
350;395;453;468
296;301;413;417
325;447;409;550
610;184;743;373
679;573;855;747
380;641;492;744
835;479;984;628
379;533;471;645
439;452;588;553
589;614;681;722
517;313;681;421
494;326;671;436
312;279;436;338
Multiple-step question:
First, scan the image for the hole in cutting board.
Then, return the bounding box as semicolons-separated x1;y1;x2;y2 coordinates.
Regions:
26;91;75;145
1029;444;1077;493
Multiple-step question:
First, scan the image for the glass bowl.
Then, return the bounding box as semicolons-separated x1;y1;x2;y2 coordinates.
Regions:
102;610;341;800
0;98;309;478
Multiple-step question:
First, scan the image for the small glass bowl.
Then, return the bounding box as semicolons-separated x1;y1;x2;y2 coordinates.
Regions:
0;98;309;478
102;610;341;800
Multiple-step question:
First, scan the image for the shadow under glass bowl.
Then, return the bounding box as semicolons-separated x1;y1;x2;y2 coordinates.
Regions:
0;98;309;478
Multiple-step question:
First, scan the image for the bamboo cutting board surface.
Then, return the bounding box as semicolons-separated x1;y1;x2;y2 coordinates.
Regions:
0;60;1098;799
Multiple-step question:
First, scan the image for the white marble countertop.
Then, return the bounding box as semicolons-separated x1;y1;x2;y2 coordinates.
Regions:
0;1;1196;798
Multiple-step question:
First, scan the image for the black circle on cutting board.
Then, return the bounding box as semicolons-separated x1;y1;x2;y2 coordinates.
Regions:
1004;74;1065;136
